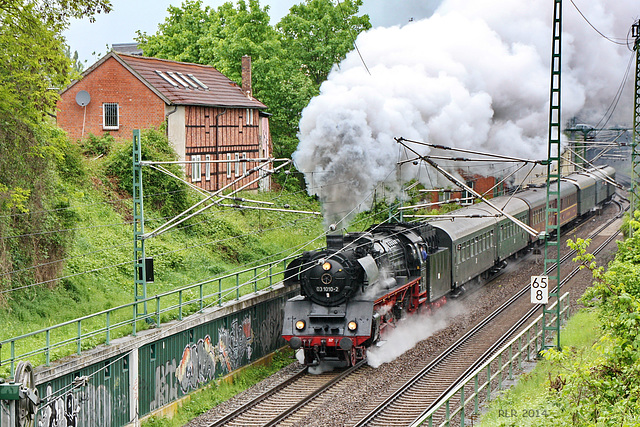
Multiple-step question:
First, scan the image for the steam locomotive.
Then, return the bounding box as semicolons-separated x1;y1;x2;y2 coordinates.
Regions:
282;166;616;367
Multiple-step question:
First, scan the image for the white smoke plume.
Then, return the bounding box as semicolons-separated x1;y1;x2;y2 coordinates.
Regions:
366;300;466;368
293;0;638;225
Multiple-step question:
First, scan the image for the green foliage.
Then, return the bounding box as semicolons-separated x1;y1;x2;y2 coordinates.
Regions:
276;0;371;86
525;237;640;425
0;117;80;297
104;128;189;217
0;0;113;298
80;133;115;157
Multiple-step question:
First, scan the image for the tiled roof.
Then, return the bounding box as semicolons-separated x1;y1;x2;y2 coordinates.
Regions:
65;52;267;109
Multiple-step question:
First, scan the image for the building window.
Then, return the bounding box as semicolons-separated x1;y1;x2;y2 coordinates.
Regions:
246;108;254;125
226;153;232;178
461;181;474;205
205;154;211;181
242;152;247;175
235;153;240;177
192;154;201;182
103;103;119;130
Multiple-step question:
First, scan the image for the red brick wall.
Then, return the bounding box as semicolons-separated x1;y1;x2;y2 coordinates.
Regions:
56;56;166;142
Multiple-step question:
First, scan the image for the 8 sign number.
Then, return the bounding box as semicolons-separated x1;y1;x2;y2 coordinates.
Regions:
530;276;548;304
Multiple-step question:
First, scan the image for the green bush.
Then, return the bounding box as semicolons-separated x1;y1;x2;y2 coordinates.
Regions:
104;128;189;217
80;133;115;157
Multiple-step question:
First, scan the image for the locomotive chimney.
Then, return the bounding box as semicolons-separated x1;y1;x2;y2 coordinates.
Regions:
241;55;252;98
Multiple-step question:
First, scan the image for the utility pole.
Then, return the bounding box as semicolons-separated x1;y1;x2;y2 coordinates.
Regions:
631;20;640;235
542;0;563;352
133;130;148;320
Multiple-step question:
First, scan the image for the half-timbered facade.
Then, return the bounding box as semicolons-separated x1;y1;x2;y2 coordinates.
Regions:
57;52;271;191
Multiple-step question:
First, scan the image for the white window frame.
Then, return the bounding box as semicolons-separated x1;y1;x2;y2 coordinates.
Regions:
235;153;240;177
205;154;211;181
102;103;119;130
242;152;247;175
246;108;254;125
226;153;232;178
191;154;201;182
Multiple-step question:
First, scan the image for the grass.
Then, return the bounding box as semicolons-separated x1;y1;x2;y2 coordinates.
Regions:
141;348;296;427
0;163;323;376
478;308;603;426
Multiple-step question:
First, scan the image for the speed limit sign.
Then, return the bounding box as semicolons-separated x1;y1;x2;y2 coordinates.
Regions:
531;276;548;304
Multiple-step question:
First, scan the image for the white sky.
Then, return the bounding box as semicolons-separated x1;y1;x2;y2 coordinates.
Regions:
63;0;439;65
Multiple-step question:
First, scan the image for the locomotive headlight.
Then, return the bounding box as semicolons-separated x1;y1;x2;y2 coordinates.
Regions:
347;321;358;331
295;320;306;330
322;261;332;271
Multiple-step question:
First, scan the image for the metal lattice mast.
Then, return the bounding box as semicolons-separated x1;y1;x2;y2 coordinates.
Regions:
542;0;562;351
631;21;640;232
133;129;147;318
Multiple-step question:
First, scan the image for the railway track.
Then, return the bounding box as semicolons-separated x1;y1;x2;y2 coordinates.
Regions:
193;198;624;427
353;199;626;426
206;361;365;427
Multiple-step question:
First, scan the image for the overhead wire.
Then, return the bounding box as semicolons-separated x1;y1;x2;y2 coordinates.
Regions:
569;0;629;46
592;51;634;131
335;0;371;76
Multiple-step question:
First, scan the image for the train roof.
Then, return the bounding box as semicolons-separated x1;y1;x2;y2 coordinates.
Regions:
562;172;596;190
429;206;499;242
585;165;615;181
513;180;576;208
472;195;529;217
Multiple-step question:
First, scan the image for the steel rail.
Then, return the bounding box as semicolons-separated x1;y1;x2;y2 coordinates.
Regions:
206;367;307;427
206;361;365;427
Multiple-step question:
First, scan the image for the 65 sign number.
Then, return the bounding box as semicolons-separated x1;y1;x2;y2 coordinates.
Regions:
530;276;548;304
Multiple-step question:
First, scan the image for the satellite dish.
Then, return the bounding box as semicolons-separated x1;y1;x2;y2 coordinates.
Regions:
75;90;91;107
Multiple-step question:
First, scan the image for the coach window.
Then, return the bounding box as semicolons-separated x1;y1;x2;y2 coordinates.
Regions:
103;103;119;130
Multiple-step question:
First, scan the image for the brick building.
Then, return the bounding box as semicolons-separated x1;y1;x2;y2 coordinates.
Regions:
57;52;271;191
426;172;506;205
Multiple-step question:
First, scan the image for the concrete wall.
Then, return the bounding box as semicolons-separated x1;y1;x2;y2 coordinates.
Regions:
29;285;297;427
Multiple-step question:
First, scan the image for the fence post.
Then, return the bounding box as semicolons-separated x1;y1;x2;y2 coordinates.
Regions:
106;312;111;345
129;348;139;426
77;320;82;355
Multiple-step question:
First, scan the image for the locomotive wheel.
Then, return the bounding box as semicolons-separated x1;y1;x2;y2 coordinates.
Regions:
15;361;37;427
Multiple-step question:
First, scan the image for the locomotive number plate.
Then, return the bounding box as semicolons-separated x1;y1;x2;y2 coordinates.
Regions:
316;286;339;293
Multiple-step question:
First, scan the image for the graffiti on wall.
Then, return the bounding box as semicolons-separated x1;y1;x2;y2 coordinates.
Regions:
175;335;217;393
37;382;113;427
218;316;253;373
148;306;285;413
149;360;179;411
257;304;284;355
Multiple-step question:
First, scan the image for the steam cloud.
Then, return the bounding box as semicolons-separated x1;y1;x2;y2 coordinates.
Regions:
367;300;466;368
293;0;637;226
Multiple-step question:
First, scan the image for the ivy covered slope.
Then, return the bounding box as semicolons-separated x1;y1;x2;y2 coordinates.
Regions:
0;129;323;342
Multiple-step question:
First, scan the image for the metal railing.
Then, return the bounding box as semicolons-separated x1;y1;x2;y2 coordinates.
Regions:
0;255;299;378
413;292;570;427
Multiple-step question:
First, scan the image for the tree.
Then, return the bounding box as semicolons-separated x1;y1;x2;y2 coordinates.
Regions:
0;0;112;295
136;0;215;64
0;0;112;120
276;0;371;87
137;0;370;162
